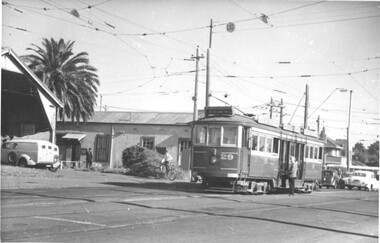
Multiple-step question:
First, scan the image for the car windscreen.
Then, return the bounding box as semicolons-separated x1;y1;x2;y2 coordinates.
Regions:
353;172;366;177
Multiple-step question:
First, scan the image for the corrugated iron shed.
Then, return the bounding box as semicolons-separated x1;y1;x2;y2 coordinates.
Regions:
86;111;193;125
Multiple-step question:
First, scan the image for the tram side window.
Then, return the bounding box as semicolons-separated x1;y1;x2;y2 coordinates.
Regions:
319;147;323;159
222;126;237;146
259;136;265;152
314;147;318;159
195;126;207;144
310;146;314;159
273;138;280;154
208;126;221;146
252;134;258;151
290;143;295;156
266;137;273;153
305;146;309;159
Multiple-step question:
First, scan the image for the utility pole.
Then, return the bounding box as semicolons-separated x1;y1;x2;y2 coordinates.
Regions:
279;98;284;126
205;19;213;107
190;46;204;121
317;115;320;136
304;84;309;129
269;97;273;119
347;90;353;171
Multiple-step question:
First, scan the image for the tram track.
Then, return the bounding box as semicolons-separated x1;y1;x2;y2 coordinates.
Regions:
2;187;378;241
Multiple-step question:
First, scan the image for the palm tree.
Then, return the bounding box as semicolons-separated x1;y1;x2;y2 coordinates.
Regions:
22;38;99;123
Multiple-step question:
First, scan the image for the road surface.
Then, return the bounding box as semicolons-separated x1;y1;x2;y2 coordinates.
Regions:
1;179;378;242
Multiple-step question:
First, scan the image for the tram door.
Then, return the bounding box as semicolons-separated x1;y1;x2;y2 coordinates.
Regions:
279;140;290;187
240;127;250;175
296;143;305;179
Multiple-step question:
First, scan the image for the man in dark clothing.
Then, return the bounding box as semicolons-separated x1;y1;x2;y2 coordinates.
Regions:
86;148;93;169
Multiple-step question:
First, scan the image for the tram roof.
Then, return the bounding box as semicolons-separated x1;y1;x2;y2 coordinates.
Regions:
195;114;257;126
194;114;323;143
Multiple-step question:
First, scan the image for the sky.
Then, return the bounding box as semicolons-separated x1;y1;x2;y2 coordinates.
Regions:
2;0;380;147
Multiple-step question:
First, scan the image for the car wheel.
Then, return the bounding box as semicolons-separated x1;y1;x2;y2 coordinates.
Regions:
8;152;17;163
18;158;27;167
358;187;361;190
48;167;58;172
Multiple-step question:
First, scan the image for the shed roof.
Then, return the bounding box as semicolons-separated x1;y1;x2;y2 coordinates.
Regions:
86;111;193;125
1;48;63;108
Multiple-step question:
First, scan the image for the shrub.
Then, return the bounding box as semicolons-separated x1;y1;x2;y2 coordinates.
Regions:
122;145;162;177
122;145;146;168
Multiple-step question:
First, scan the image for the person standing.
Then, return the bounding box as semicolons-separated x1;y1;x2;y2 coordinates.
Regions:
288;156;298;196
86;148;93;169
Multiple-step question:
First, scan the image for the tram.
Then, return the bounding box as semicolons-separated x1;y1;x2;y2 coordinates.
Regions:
191;106;324;194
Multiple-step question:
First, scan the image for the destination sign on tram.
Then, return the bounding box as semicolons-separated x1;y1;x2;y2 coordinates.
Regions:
205;106;234;117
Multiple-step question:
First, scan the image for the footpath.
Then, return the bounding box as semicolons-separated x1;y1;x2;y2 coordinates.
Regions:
1;166;159;190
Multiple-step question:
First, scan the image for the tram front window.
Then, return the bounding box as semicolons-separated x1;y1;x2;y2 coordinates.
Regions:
195;126;207;144
222;126;237;146
208;126;221;146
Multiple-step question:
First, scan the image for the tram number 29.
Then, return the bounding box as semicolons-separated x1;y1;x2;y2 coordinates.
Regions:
221;153;234;160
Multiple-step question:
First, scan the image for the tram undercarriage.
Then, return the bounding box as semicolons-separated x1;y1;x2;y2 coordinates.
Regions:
194;175;315;195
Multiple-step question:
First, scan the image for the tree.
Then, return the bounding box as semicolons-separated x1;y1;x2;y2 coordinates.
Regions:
22;38;99;123
352;142;365;164
367;141;379;167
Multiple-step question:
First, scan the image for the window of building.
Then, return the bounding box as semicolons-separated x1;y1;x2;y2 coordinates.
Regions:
305;146;309;158
179;139;191;152
141;137;154;150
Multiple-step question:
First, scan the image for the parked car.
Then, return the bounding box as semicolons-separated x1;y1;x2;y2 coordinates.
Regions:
1;139;60;172
346;171;378;191
320;170;341;189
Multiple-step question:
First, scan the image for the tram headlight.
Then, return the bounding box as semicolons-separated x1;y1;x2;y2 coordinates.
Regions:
211;148;217;156
210;156;217;165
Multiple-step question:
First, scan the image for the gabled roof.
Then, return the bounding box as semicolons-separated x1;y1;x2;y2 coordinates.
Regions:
325;137;343;149
84;111;193;125
1;48;63;108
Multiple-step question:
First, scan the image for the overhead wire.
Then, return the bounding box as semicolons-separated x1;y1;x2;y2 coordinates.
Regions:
4;1;379;129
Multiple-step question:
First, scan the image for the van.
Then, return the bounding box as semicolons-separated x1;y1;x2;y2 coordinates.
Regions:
1;139;60;172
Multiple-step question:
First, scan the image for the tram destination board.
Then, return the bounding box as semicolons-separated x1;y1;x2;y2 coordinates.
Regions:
205;106;234;117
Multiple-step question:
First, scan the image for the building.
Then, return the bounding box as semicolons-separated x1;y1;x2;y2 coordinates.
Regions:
324;137;345;167
1;48;63;142
56;111;194;169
